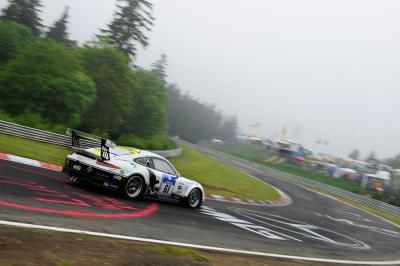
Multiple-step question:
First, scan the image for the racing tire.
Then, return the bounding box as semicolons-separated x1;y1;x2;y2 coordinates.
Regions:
123;175;146;200
185;188;202;209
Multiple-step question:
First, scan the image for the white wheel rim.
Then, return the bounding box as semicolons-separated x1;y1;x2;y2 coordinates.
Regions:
127;176;142;198
189;189;201;207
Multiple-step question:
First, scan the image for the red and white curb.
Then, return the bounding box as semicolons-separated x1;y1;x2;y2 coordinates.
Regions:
0;152;291;206
0;152;62;171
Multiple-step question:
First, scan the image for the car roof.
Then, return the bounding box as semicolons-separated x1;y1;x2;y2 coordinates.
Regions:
86;146;165;160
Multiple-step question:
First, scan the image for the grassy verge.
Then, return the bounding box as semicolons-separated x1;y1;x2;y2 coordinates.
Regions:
150;245;209;262
0;134;70;165
169;144;280;200
0;134;280;201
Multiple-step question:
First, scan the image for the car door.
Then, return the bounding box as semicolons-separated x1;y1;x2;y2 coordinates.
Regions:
133;157;159;190
151;157;178;197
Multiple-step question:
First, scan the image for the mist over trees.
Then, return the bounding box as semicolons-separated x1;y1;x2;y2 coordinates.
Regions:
166;84;237;142
150;54;238;142
0;0;238;148
385;154;400;169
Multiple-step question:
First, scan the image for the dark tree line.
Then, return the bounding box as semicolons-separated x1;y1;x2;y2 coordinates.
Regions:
0;0;171;149
0;0;238;147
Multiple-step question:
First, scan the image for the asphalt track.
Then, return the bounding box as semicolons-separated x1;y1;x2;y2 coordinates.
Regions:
0;146;399;264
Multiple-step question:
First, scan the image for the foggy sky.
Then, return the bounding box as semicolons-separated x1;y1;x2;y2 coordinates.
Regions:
1;0;399;158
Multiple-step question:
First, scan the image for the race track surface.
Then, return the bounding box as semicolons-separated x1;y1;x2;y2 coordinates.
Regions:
0;147;399;264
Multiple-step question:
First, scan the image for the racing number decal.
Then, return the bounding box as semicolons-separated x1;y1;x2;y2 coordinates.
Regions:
163;184;171;193
158;174;176;196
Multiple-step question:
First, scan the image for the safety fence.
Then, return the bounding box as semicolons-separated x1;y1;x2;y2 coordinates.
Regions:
177;139;400;218
0;120;182;158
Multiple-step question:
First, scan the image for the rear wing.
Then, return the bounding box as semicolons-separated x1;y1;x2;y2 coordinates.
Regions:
66;129;116;161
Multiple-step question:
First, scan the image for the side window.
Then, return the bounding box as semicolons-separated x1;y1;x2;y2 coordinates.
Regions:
135;157;152;168
153;158;176;175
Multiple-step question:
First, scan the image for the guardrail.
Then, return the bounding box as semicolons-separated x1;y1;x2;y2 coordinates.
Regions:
177;139;400;218
0;120;182;158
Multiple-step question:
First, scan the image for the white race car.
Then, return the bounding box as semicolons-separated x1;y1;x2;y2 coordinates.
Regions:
62;129;205;208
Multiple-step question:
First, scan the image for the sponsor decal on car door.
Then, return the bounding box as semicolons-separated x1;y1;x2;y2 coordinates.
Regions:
158;174;177;197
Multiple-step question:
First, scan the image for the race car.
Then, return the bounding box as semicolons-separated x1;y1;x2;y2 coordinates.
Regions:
62;129;204;208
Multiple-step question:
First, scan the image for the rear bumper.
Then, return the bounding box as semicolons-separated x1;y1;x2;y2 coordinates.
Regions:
63;158;124;190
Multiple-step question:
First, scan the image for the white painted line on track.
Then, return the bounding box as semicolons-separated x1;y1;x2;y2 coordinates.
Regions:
199;147;399;228
0;220;399;265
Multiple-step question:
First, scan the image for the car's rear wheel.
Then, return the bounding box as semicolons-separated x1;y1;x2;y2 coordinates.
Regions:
185;188;202;209
123;175;146;200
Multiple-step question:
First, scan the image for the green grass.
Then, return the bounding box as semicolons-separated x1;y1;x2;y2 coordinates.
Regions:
170;144;280;200
213;143;362;194
150;245;209;262
0;134;280;201
55;261;73;266
0;134;70;165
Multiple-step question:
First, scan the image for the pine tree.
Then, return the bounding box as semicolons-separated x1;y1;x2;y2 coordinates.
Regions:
365;151;378;163
151;54;167;84
218;116;238;140
0;0;43;36
46;6;74;46
348;149;360;160
103;0;154;61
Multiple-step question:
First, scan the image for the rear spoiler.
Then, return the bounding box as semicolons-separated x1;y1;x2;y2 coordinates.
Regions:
66;129;116;161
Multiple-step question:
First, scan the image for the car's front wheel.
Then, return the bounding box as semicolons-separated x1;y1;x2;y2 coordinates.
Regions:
123;175;146;200
185;188;202;209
